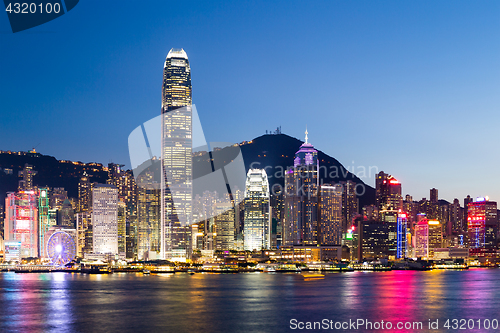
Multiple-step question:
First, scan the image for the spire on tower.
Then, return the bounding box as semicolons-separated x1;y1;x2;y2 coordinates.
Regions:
305;127;309;144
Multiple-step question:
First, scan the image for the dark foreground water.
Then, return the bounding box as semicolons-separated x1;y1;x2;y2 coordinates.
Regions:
1;269;499;333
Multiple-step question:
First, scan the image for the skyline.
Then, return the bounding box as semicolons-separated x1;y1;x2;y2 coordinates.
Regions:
1;1;500;203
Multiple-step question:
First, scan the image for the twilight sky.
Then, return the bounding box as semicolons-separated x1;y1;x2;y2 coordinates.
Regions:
1;0;499;203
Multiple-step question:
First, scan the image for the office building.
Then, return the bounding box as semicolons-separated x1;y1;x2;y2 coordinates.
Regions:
415;219;442;259
318;184;342;246
243;169;270;251
283;130;319;246
161;48;192;260
214;202;235;251
4;191;38;258
137;170;161;260
467;197;498;249
91;184;119;255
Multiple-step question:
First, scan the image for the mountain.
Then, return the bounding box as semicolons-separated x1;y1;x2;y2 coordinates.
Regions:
238;134;375;208
0;133;375;208
0;151;107;202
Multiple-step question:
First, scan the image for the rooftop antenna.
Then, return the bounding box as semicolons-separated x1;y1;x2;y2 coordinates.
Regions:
305;126;308;144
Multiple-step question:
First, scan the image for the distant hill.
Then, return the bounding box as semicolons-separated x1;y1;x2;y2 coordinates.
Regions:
237;134;375;208
0;151;107;202
0;133;375;208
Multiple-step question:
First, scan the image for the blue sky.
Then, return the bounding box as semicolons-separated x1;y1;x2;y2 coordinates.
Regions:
1;0;499;203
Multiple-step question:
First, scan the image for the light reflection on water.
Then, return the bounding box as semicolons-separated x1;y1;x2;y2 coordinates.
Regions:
0;269;499;332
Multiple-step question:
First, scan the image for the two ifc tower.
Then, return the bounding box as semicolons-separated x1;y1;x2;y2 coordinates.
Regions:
160;49;272;259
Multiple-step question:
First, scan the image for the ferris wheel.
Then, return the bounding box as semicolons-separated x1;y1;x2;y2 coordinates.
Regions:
46;231;76;266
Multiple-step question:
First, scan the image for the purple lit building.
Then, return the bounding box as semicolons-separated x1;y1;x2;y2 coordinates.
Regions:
283;130;319;246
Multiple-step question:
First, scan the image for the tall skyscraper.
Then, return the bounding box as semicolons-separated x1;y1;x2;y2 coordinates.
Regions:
375;171;403;212
38;188;50;258
91;184;119;255
137;170;161;260
396;212;408;259
450;198;462;233
117;200;126;255
243;169;270;251
467;197;498;249
161;48;192;260
77;172;92;213
463;195;473;232
318;184;342;246
214;202;235;251
340;180;359;233
18;164;36;191
5;191;38;258
283;130;319;246
415;219;442;259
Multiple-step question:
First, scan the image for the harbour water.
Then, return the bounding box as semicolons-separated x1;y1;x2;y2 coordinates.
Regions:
0;269;499;332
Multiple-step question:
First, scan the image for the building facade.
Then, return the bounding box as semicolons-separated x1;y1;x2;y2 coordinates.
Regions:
243;169;270;251
91;184;119;255
283;131;319;246
161;48;193;260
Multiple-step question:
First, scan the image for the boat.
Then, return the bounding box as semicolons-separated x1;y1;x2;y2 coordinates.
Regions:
302;273;325;280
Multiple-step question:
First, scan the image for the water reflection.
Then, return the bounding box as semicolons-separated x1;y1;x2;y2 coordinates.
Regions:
0;269;500;332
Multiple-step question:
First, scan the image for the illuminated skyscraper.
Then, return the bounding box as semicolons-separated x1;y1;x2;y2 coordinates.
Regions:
117;200;126;255
214;202;235;251
463;195;473;232
375;171;403;212
340;180;359;233
137;170;161;260
396;212;408;259
243;169;270;251
18;164;36;191
450;198;463;233
283;130;319;246
38;188;50;258
161;48;192;260
77;172;92;213
5;191;38;258
91;184;119;255
467;197;497;249
415;219;442;259
318;184;342;246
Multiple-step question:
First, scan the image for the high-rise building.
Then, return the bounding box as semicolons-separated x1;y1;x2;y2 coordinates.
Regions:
58;199;74;227
318;184;342;246
18;164;36;191
463;195;473;232
161;48;192;260
76;211;92;257
137;170;161;260
50;188;68;210
117;200;126;255
214;202;235;251
375;172;402;258
91;184;119;255
243;169;270;251
340;180;359;233
283;130;319;246
5;191;38;258
38;188;51;258
376;171;402;212
396;212;408;259
429;188;439;220
415;219;442;259
270;190;284;249
450;198;462;233
123;170;138;259
430;188;438;204
77;172;92;213
467;197;498;249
